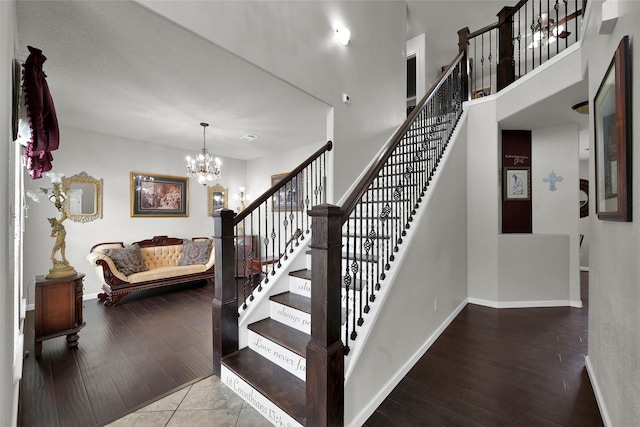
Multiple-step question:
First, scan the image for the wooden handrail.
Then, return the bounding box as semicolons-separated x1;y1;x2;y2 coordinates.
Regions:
339;51;465;223
234;140;333;224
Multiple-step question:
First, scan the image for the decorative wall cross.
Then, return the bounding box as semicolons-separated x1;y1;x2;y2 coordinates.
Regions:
543;170;563;191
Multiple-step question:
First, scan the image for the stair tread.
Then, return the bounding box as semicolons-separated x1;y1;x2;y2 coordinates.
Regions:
271;292;311;314
222;348;305;425
248;318;309;357
289;268;311;280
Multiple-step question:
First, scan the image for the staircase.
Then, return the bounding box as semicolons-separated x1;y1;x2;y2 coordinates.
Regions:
213;51;465;426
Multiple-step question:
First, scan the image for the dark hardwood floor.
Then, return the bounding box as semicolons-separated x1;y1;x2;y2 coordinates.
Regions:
19;280;215;427
20;272;602;426
365;271;603;426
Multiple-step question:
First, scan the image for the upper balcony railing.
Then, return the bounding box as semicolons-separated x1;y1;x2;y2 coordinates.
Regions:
458;0;587;99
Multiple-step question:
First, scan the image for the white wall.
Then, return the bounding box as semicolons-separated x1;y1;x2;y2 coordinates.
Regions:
1;1;19;425
584;1;640;424
467;50;583;308
22;126;247;302
136;0;407;200
532;124;581;304
346;116;468;426
466;100;499;302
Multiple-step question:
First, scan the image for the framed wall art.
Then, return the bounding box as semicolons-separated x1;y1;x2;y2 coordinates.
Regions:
504;168;530;201
130;172;188;217
271;172;303;211
594;35;632;221
207;183;228;216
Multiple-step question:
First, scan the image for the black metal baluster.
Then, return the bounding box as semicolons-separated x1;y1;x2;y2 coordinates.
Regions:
538;0;543;66
573;0;577;47
343;218;351;354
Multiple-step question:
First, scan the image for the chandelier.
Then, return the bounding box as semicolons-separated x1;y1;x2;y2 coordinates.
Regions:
186;122;221;186
527;13;567;50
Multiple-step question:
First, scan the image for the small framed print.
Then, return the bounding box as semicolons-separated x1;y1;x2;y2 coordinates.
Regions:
504;168;530;201
271;172;303;211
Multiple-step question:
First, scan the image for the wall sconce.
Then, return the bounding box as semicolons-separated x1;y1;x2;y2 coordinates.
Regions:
335;27;351;46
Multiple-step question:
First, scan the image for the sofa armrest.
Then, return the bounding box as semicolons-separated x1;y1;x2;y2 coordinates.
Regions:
86;251;130;286
204;242;215;270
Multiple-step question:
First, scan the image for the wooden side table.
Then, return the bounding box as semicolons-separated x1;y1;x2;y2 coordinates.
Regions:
34;273;86;358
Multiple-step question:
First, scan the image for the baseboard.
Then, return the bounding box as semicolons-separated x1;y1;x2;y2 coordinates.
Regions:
347;298;468;427
468;297;582;309
26;292;100;311
585;355;612;427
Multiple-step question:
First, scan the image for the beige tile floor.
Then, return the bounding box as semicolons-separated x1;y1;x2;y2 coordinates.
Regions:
107;375;272;427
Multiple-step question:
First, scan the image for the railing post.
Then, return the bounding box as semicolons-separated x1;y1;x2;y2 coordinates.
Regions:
497;6;516;91
212;208;238;377
307;204;344;427
457;27;470;101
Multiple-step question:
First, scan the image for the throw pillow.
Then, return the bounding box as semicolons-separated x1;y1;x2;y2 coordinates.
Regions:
104;243;149;276
179;239;213;266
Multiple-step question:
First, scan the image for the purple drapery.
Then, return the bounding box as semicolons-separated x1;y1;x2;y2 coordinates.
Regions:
22;46;60;179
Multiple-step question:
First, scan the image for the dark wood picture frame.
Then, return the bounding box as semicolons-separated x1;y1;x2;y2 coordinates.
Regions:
130;172;189;217
271;172;303;211
594;35;632;222
504;167;530;201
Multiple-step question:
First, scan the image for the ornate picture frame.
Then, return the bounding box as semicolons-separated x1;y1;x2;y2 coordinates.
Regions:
594;35;632;221
130;172;188;217
207;183;228;216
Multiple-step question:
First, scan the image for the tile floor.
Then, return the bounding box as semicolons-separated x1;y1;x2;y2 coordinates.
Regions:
107;375;271;427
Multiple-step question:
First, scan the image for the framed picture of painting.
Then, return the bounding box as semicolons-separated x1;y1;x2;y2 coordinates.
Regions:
271;172;303;211
594;36;631;221
130;172;188;217
504;168;530;201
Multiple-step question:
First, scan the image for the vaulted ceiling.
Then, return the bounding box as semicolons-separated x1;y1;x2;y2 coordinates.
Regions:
16;1;587;161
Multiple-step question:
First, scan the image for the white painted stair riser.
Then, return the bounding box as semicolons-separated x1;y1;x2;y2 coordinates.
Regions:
288;276;366;307
289;276;311;298
248;330;306;381
270;300;311;334
221;366;303;427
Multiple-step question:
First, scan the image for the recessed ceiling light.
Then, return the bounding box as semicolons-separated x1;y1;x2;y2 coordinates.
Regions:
240;134;258;142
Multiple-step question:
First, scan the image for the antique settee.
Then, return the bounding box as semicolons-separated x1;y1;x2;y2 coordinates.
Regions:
86;235;214;306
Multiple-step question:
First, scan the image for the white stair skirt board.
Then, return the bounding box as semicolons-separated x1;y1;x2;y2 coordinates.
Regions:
221;366;304;427
585;355;612;427
248;329;306;381
289;276;311;298
270;300;311;334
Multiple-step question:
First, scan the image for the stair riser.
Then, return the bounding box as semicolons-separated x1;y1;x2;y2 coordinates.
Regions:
221;366;304;427
289;276;311;298
289;276;362;308
248;330;306;381
270;301;311;334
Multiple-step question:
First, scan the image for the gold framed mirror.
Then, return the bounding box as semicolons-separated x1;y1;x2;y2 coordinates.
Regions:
208;184;227;216
62;171;103;223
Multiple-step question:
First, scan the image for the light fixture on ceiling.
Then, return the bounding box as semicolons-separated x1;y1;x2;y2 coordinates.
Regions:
572;101;589;114
186;122;221;186
335;26;351;46
526;13;569;50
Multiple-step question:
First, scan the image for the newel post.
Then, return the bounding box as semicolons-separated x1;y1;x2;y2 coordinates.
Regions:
457;27;470;101
307;205;345;427
497;6;516;91
212;208;238;377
